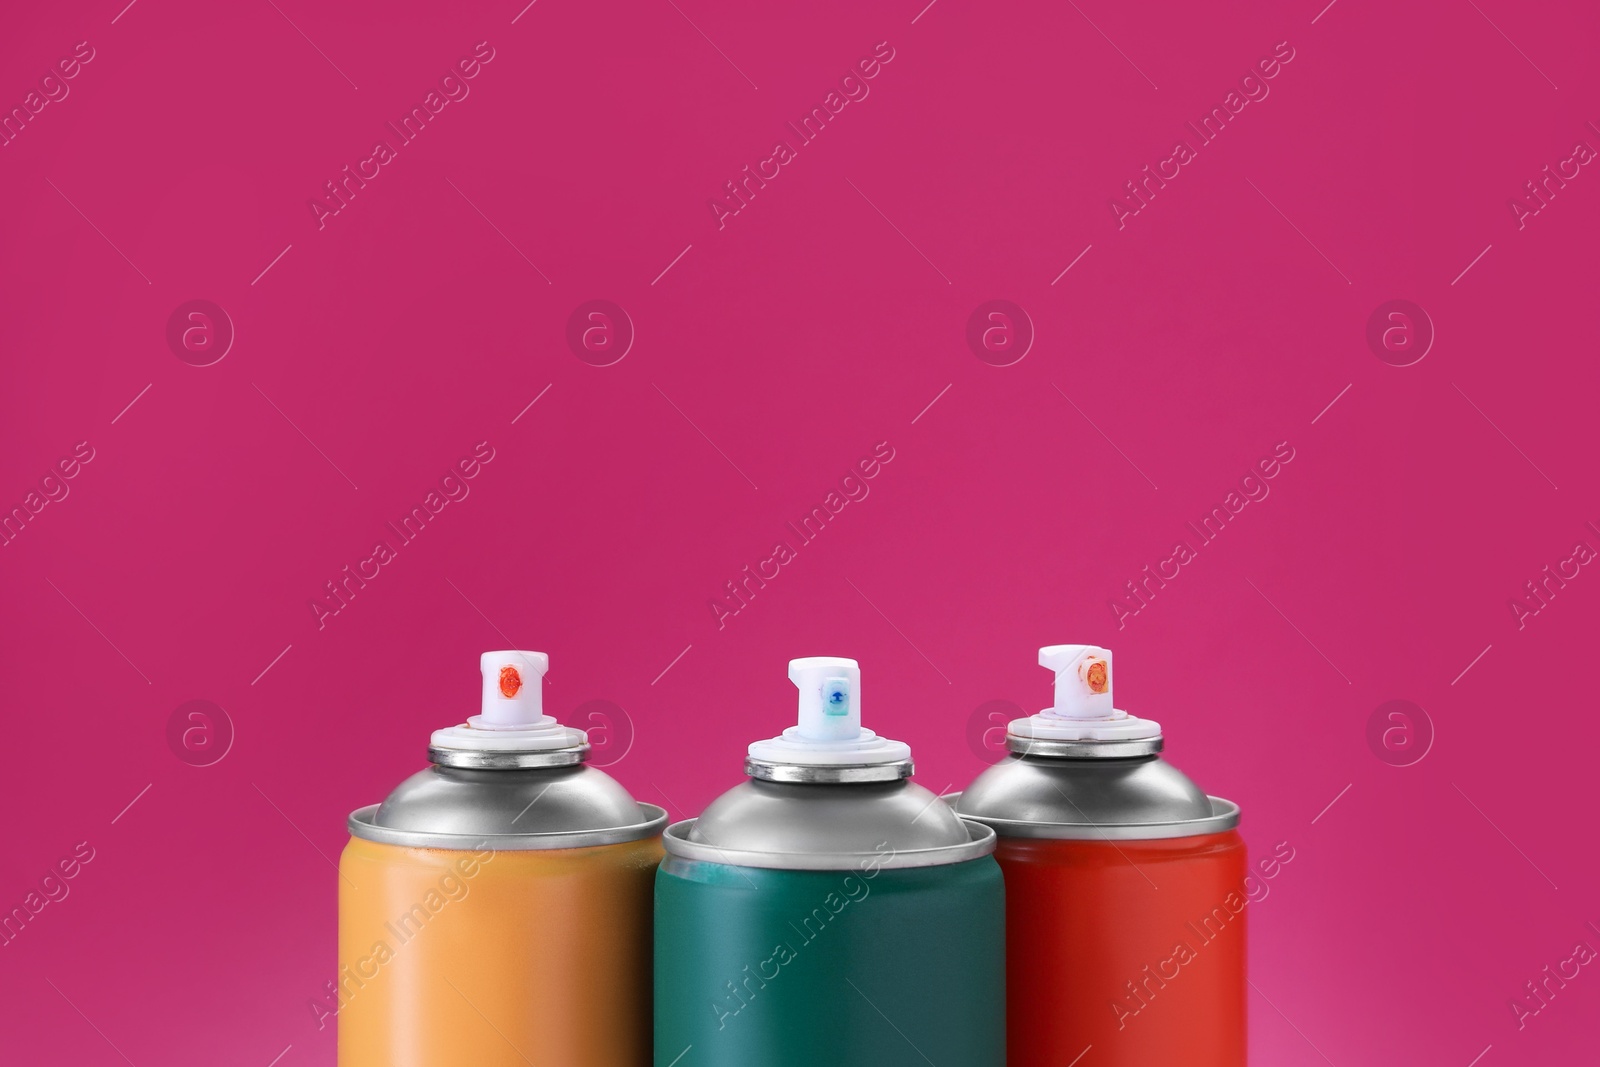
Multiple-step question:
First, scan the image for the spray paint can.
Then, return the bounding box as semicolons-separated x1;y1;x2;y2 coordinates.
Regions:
338;650;666;1066
955;645;1246;1066
654;656;1004;1066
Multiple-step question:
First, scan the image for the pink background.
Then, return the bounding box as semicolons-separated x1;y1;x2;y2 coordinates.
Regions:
2;0;1596;1063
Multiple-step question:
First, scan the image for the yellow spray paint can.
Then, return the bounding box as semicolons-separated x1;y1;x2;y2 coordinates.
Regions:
337;650;665;1066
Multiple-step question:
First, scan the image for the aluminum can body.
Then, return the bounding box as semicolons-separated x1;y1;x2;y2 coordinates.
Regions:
654;853;1004;1066
338;756;666;1067
957;743;1245;1067
338;832;662;1066
657;655;1006;1065
997;830;1246;1066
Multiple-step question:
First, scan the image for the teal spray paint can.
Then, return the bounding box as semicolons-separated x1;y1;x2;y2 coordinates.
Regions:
654;656;1005;1066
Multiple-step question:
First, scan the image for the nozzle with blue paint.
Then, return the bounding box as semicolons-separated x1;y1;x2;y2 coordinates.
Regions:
792;656;861;741
745;656;911;768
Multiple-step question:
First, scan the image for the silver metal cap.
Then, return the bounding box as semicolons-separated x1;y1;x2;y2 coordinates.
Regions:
1006;733;1163;758
348;763;664;851
745;756;913;783
668;778;989;869
428;744;588;769
954;754;1238;841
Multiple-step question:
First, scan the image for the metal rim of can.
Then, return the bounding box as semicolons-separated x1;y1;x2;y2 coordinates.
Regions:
946;793;1240;841
660;816;997;870
744;757;914;784
1005;734;1163;759
346;801;669;851
427;745;589;769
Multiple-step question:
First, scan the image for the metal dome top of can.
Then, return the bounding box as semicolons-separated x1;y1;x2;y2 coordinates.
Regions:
665;656;995;870
347;650;666;851
955;644;1241;841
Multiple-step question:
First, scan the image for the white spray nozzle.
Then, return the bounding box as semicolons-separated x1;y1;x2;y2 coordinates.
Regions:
479;650;549;726
789;657;862;742
1008;644;1160;743
430;650;586;756
745;656;910;768
1039;644;1113;720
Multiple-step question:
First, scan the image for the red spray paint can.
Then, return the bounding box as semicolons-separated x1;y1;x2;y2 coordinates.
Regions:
955;644;1247;1066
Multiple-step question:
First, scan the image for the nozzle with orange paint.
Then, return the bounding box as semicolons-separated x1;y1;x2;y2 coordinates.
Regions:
426;651;586;757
